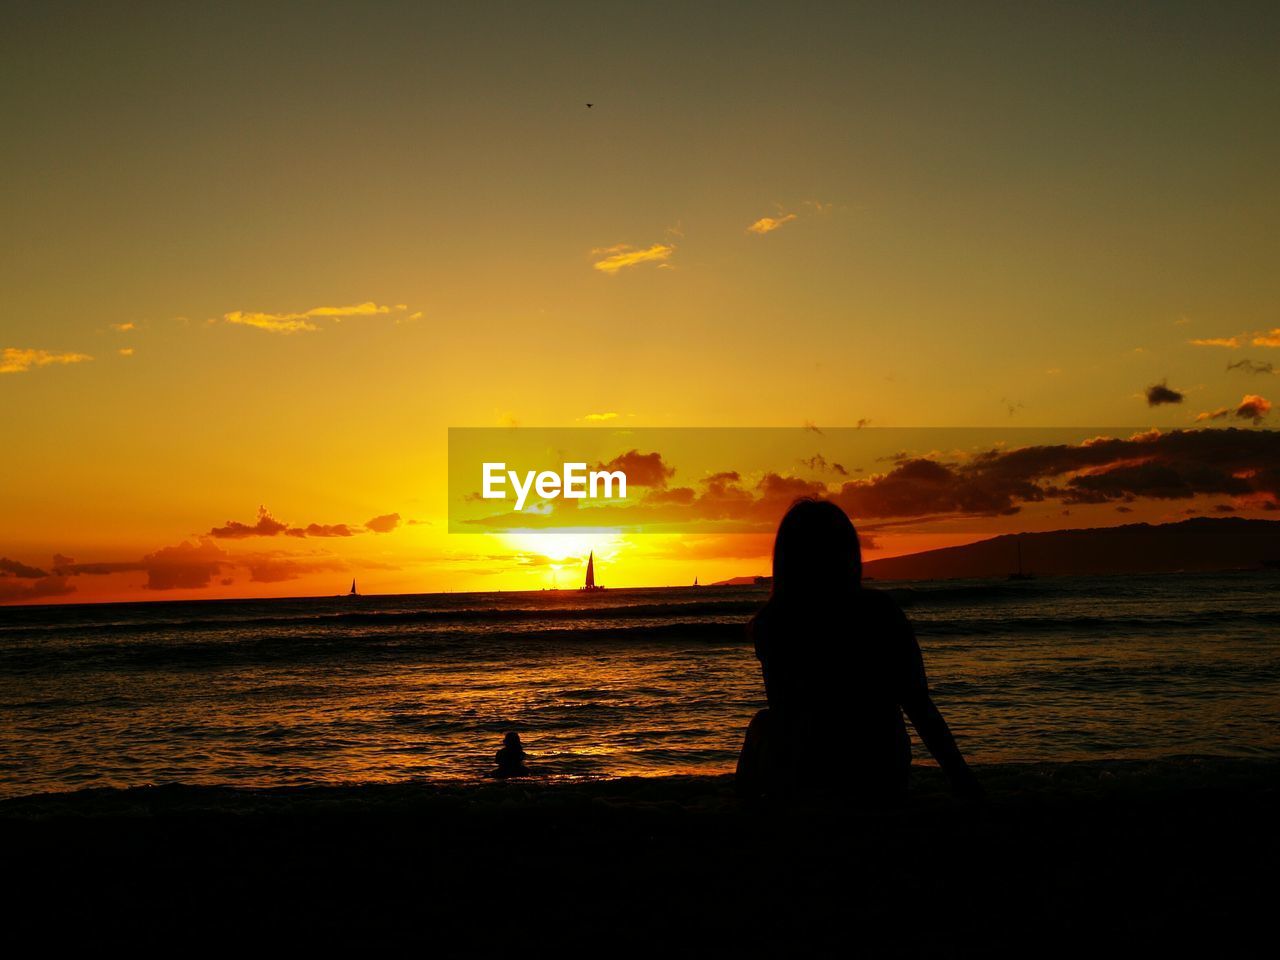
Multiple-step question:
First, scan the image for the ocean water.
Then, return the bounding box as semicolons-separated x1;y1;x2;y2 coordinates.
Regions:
1;571;1278;798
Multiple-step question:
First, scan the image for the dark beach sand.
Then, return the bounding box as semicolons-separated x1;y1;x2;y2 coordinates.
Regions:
5;759;1277;955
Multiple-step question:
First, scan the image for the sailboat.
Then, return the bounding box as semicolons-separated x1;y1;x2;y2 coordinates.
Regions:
1007;536;1034;581
347;578;360;596
692;576;699;587
580;550;604;592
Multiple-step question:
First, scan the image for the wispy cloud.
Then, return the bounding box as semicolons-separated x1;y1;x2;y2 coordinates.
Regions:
30;539;355;596
1254;329;1280;348
1;348;93;374
747;213;798;235
110;322;136;332
1227;359;1275;375
1188;336;1241;348
582;412;619;421
592;243;675;274
208;505;401;540
223;301;405;334
118;348;134;357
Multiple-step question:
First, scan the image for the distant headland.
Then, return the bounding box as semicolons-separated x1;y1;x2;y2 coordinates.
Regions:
713;517;1280;583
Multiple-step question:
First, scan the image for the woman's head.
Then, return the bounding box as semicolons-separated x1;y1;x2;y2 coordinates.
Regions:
503;731;523;748
770;498;862;603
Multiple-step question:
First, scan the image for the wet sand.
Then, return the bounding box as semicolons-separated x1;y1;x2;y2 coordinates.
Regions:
4;759;1276;954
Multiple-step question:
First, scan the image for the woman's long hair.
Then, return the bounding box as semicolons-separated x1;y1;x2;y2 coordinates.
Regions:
766;498;863;610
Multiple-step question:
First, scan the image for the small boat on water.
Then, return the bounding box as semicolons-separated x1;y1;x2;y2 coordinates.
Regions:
580;551;605;592
344;578;360;597
1008;536;1035;581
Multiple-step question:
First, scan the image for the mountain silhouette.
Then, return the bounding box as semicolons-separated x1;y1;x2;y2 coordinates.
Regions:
862;517;1280;580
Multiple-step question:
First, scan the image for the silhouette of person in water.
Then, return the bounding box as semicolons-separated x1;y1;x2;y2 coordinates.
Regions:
494;731;530;778
738;498;981;801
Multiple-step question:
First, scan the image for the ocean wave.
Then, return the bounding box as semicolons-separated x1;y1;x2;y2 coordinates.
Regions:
0;620;749;673
913;609;1280;637
0;597;764;638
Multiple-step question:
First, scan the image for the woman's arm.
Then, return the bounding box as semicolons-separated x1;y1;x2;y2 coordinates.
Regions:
890;600;983;797
901;690;982;797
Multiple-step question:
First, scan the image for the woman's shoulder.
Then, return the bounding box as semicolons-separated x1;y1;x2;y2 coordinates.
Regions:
855;586;912;628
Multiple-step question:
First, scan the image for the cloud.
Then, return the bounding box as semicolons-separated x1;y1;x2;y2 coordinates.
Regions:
0;573;75;602
463;429;1280;534
38;539;354;594
111;322;136;332
592;243;675;274
832;429;1280;517
242;553;348;584
1145;380;1185;406
834;458;1030;518
1;557;49;579
747;213;797;235
1;348;92;374
208;506;374;539
365;513;400;533
595;449;675;487
140;540;229;590
210;506;290;539
645;487;696;505
800;454;849;476
1253;329;1280;348
223;301;403;334
1227;359;1274;375
755;472;830;504
1236;394;1272;423
582;412;619;422
286;523;355;538
1188;337;1241;348
1197;395;1273;425
50;541;230;590
118;348;134;357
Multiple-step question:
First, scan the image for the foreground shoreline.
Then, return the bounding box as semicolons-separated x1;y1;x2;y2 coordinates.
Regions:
3;755;1277;813
5;758;1278;954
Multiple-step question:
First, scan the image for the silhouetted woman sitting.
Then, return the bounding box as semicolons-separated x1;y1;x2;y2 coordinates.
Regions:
737;499;980;801
494;731;531;778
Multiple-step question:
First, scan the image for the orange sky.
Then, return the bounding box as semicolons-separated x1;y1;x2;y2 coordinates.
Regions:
2;3;1278;604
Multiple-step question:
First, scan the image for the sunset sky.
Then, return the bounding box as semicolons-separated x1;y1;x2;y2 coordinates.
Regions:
3;2;1278;603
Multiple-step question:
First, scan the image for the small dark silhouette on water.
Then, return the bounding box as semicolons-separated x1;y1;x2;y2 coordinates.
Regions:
1008;534;1034;581
493;731;530;778
738;498;981;801
580;550;605;592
